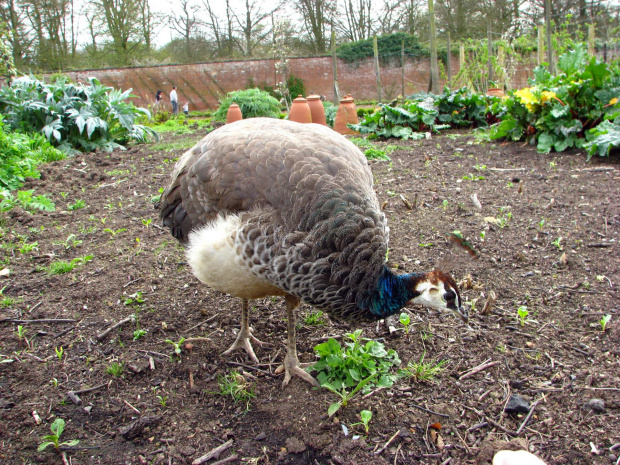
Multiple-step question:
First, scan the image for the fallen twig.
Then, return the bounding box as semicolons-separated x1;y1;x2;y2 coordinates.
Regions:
211;455;238;465
458;360;499;380
374;429;401;455
96;317;133;341
409;403;450;418
225;361;278;378
192;439;233;465
67;383;108;405
0;318;76;324
516;399;540;436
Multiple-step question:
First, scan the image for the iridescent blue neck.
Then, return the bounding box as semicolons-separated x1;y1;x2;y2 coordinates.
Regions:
366;267;423;318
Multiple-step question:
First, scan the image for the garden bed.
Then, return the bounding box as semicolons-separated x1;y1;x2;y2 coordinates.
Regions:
0;128;618;465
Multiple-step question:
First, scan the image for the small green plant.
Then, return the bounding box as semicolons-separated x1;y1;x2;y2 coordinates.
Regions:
217;371;255;410
106;362;124;377
63;234;82;249
16;325;29;348
38;418;79;452
124;291;145;305
462;173;485;181
141;218;153;228
18;241;38;254
156;395;168;408
442;199;449;210
538;218;545;231
399;351;446;382
399;312;411;337
497;207;512;228
0;286;16;307
517;306;529;326
133;328;147;340
552;237;563;250
55;346;64;362
303;310;325;326
67;199;86;210
50;378;58;387
103;228;127;237
364;147;390;161
165;337;186;357
479;231;486;242
47;255;93;275
350;410;372;434
599;314;611;332
309;330;400;416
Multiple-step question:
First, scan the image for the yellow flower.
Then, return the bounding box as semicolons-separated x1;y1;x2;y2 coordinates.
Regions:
610;97;618;105
541;91;557;104
515;87;539;112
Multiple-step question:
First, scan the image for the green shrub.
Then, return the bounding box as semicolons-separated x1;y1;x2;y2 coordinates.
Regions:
337;33;425;64
286;75;305;102
0;76;158;154
323;101;337;127
213;88;281;122
489;44;620;156
0;116;65;191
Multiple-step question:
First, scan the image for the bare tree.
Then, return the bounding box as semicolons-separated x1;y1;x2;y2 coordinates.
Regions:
94;0;143;64
0;0;32;68
337;0;374;42
169;0;201;61
202;0;236;57
294;0;336;54
232;0;283;57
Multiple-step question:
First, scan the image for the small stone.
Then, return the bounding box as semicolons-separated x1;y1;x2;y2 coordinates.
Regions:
285;437;306;454
609;454;617;462
179;445;195;456
510;380;524;389
254;432;267;441
584;398;605;413
505;394;530;414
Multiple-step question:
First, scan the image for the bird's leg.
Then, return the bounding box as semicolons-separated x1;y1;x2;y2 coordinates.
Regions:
222;298;264;364
275;295;320;387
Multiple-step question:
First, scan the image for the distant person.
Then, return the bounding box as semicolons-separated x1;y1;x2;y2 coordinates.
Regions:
155;90;163;104
183;101;189;116
170;86;178;115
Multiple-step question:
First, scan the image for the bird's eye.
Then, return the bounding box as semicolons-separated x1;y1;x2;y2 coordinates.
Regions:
443;290;456;307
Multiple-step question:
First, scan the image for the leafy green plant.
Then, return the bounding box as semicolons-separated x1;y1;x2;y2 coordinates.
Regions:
349;410;372;434
0;76;158;154
47;255;93;275
141;218;153;228
217;371;255;410
309;330;400;416
399;352;447;382
67;199;86;210
165;337;186;357
156;395;168;408
213;88;281;122
16;325;29;349
106;362;124;377
0;189;55;213
303;310;325;326
517;306;529;326
364;147;390;161
55;346;64;362
38;418;79;452
489;45;620;157
124;291;145;305
133;328;147;340
18;241;38;254
599;314;611;332
552;237;563;250
399;312;411;337
103;228;126;237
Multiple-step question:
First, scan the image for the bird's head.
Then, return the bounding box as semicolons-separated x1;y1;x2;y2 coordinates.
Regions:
410;270;467;322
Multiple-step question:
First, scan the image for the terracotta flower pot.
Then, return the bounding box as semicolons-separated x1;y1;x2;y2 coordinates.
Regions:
288;96;312;124
226;103;243;124
334;95;359;134
306;94;326;126
487;88;505;98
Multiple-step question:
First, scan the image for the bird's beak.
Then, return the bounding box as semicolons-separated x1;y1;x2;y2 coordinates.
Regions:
456;305;469;323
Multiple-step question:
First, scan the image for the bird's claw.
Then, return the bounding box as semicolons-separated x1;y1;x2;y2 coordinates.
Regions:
222;328;265;364
275;358;319;388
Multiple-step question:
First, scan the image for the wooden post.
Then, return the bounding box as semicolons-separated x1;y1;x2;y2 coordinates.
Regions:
373;36;382;103
537;25;544;65
447;31;452;87
588;24;595;56
428;0;440;94
545;0;555;74
401;39;405;98
459;44;465;70
331;30;340;104
487;21;493;85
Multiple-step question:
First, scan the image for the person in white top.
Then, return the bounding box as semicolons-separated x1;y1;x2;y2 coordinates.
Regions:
170;86;178;114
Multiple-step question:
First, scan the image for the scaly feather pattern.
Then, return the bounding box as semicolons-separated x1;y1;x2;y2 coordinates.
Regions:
160;118;423;322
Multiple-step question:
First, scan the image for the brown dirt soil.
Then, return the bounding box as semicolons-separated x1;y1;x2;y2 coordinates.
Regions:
1;127;619;465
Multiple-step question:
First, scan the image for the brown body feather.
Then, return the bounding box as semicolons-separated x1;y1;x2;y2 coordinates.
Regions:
160;118;389;321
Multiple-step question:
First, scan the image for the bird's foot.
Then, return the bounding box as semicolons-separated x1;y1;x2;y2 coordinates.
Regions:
275;355;319;388
222;328;265;364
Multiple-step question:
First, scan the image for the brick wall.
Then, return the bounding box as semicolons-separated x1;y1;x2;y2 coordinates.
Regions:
62;55;538;112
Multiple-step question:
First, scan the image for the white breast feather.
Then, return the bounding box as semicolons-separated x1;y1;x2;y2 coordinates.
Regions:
186;215;285;299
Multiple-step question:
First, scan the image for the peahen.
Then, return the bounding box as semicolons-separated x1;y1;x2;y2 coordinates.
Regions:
160;118;467;386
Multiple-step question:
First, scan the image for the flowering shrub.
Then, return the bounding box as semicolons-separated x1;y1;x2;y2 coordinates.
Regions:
489;45;620;156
